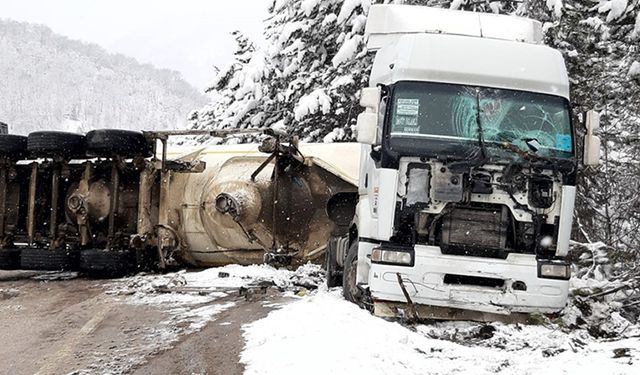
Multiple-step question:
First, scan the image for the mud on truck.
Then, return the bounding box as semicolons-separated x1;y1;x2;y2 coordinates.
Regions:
325;5;602;321
0;128;359;276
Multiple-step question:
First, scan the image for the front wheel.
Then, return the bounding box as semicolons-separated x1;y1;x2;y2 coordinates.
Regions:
325;238;342;288
342;242;362;304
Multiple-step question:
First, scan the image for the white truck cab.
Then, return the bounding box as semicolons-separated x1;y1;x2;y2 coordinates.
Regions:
326;5;601;321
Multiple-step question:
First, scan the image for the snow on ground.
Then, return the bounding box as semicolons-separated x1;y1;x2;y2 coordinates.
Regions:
107;263;324;319
104;264;322;338
86;263;639;374
241;289;640;375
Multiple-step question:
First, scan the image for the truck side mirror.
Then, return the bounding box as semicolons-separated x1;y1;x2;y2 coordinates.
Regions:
357;87;381;145
583;110;601;166
356;113;378;145
360;87;380;112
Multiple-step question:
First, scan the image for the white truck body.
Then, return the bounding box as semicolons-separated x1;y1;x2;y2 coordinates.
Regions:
342;5;596;320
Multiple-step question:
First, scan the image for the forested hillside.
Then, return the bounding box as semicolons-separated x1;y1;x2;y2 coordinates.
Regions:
0;19;208;134
192;0;640;288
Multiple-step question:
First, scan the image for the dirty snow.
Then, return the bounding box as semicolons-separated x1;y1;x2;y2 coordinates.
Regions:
241;290;640;375
108;264;324;303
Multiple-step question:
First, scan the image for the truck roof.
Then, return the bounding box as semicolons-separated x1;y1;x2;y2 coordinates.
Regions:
369;33;570;100
366;5;543;50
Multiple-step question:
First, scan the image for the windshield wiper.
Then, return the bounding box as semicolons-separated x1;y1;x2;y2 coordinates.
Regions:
448;90;489;173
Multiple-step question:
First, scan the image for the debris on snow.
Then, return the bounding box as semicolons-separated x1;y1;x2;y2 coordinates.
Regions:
108;264;326;302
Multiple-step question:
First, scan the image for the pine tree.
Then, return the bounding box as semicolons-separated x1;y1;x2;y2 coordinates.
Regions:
191;0;373;142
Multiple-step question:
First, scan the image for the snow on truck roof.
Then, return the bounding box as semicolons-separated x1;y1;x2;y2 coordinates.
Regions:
366;5;570;100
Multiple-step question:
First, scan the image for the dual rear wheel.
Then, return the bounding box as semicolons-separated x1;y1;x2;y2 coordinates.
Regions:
0;129;153;275
24;129;151;159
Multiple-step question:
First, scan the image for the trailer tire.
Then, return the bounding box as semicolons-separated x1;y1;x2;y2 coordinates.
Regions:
325;238;343;288
0;135;28;158
85;129;152;158
0;248;21;270
343;242;362;305
27;131;86;159
20;248;79;271
80;249;134;277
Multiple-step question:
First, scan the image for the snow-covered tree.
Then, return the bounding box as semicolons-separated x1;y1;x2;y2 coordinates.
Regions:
191;0;373;142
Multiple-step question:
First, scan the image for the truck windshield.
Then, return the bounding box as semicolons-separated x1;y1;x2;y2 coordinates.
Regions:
388;81;574;159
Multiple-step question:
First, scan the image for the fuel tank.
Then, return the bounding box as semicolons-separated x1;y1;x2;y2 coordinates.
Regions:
163;143;360;267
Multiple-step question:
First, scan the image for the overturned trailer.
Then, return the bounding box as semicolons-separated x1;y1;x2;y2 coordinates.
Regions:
0;129;359;275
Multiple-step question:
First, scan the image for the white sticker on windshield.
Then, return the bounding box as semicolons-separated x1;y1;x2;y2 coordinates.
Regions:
397;98;419;116
394;98;420;133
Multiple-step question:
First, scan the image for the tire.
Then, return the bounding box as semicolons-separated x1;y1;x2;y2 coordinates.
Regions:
80;249;134;277
0;135;28;159
343;242;362;304
85;129;152;158
20;248;79;271
0;248;21;270
27;131;86;159
325;238;343;288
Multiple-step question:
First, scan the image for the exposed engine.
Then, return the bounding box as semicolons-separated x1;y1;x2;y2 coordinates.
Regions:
396;160;567;260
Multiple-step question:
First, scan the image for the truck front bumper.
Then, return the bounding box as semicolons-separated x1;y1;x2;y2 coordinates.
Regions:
368;245;569;317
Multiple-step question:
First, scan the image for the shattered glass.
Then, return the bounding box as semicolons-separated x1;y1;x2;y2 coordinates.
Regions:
389;81;573;159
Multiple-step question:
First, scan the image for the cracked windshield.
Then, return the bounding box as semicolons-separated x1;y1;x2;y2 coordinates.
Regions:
390;81;574;159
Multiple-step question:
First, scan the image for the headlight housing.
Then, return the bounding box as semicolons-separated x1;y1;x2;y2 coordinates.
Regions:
371;247;413;266
538;261;571;280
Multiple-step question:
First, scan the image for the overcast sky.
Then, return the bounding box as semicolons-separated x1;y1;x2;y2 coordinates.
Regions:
0;0;269;91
